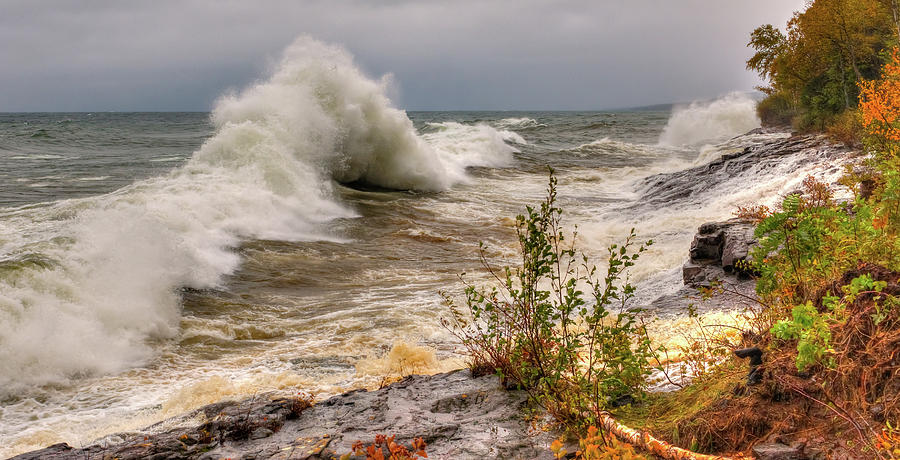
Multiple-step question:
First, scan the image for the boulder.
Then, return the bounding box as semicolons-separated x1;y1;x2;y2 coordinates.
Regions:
683;218;757;286
682;261;725;286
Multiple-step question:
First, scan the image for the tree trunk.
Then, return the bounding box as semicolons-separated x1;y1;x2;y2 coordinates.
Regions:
893;0;900;44
839;51;851;109
836;8;864;80
596;411;743;460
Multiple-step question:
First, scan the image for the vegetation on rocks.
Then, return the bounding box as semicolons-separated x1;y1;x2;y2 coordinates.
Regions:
443;168;658;433
345;434;428;460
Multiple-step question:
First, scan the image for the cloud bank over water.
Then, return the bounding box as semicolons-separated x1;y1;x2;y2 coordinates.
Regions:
0;0;803;111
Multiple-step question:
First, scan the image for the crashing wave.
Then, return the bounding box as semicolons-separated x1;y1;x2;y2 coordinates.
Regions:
658;92;761;147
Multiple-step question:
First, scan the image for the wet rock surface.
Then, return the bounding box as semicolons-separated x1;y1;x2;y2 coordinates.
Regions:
11;370;559;460
683;217;758;286
638;133;850;208
641;132;853;288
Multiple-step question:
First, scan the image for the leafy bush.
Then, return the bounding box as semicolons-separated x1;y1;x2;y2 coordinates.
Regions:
756;92;796;127
752;176;844;301
826;109;863;146
734;204;773;223
860;48;900;149
771;301;833;371
443;169;657;429
750;171;900;371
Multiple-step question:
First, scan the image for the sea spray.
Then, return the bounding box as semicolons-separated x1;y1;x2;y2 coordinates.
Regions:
206;38;447;191
658;92;761;147
354;340;462;382
574;133;840;305
0;36;513;392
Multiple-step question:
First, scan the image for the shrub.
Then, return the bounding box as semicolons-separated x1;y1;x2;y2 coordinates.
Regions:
287;392;315;419
442;169;657;429
751;171;900;371
756;92;796;127
733;204;773;223
751;176;844;302
876;421;900;459
826;109;863;146
860;48;900;151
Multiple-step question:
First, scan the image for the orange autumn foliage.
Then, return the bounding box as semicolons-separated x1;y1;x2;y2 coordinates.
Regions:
349;434;427;460
860;48;900;146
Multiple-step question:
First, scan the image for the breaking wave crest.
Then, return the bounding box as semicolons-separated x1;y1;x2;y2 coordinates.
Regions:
422;121;519;174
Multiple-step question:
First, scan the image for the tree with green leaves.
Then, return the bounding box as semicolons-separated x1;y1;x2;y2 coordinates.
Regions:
748;0;896;130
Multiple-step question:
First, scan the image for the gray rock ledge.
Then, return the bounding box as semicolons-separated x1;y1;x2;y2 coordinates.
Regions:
10;370;560;460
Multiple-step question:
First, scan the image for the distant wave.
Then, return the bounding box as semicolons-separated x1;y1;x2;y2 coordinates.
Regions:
492;117;545;130
0;36;516;391
567;137;657;156
658;92;760;147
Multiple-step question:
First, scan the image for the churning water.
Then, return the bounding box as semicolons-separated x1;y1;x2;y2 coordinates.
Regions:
0;37;833;456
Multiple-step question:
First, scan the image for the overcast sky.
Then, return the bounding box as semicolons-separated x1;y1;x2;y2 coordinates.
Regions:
1;1;804;112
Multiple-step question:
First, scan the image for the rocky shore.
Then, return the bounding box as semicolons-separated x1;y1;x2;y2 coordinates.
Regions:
10;131;858;460
12;370;561;460
637;130;851;208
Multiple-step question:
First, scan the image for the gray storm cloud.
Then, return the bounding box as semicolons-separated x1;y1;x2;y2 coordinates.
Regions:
0;0;803;111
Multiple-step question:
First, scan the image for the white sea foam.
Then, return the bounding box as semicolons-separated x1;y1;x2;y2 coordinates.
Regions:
0;36;513;391
149;156;184;163
658;92;761;147
693;144;726;165
692;130;792;166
